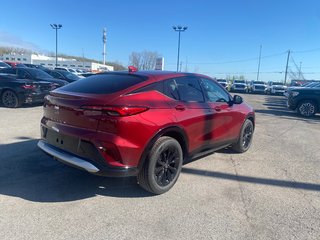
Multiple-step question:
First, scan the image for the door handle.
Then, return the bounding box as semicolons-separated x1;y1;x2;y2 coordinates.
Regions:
175;105;186;111
214;106;221;112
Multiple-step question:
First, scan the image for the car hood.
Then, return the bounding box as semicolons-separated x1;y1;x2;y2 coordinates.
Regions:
290;87;320;91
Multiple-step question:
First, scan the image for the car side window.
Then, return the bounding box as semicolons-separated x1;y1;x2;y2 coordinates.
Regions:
130;81;164;94
17;69;30;79
163;79;179;100
175;77;204;102
201;78;230;103
0;68;15;74
51;72;63;79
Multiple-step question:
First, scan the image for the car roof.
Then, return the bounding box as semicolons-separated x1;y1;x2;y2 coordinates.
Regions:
97;70;212;82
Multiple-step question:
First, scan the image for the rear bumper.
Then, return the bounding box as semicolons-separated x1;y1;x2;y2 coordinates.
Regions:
38;140;139;177
19;92;47;104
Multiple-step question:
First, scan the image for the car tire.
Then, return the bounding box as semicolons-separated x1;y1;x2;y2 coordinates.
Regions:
232;119;254;153
297;100;317;117
1;90;20;108
137;136;183;195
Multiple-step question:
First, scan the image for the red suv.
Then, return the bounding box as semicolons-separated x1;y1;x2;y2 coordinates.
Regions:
38;69;255;194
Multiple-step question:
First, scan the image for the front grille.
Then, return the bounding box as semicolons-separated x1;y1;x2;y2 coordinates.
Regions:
254;86;265;90
235;85;245;88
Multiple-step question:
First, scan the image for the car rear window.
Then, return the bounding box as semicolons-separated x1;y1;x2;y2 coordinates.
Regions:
60;73;147;94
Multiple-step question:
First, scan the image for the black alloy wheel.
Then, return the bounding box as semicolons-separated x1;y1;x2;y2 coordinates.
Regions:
2;90;20;108
232;119;254;153
154;144;180;187
138;136;183;194
242;122;253;150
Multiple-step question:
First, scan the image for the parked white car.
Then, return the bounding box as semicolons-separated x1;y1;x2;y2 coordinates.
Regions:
230;80;248;92
266;81;287;95
248;81;266;93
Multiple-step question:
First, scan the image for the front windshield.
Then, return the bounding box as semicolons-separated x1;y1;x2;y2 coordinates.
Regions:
234;80;245;83
253;81;265;84
26;68;53;79
272;82;283;85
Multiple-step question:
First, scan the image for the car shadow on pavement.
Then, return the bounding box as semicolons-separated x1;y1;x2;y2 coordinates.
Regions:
256;95;320;122
0;139;153;203
182;167;320;192
0;103;43;109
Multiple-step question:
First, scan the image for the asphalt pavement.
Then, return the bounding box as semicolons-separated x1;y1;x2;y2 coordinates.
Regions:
0;94;319;240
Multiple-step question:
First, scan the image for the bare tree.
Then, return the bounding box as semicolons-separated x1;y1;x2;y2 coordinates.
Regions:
129;51;160;70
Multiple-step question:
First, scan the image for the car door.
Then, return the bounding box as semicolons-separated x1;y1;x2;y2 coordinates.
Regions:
163;76;215;154
200;77;240;145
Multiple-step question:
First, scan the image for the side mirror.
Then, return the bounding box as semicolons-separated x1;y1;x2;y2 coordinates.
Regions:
233;95;243;104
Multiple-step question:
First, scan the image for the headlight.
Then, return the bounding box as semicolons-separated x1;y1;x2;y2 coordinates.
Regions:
291;91;299;97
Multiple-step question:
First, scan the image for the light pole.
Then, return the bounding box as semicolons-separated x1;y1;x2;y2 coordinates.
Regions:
172;25;187;72
50;24;62;67
256;45;262;81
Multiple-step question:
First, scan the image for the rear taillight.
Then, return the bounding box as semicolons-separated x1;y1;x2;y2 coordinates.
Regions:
21;84;36;89
81;105;149;117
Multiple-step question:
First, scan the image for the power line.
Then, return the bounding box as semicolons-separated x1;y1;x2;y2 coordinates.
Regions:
187;51;287;65
292;47;320;54
290;56;305;80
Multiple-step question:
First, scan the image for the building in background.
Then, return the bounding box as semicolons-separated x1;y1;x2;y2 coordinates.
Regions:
0;53;114;72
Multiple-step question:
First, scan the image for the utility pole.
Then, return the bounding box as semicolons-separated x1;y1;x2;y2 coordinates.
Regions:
102;28;107;65
185;56;188;72
257;45;262;81
82;48;85;68
299;62;302;80
284;50;290;84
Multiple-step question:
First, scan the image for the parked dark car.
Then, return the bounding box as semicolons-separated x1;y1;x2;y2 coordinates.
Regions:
0;68;68;88
0;61;11;69
4;61;27;68
44;69;81;83
80;72;96;78
287;83;320;117
0;73;53;108
38;69;255;194
24;63;49;71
